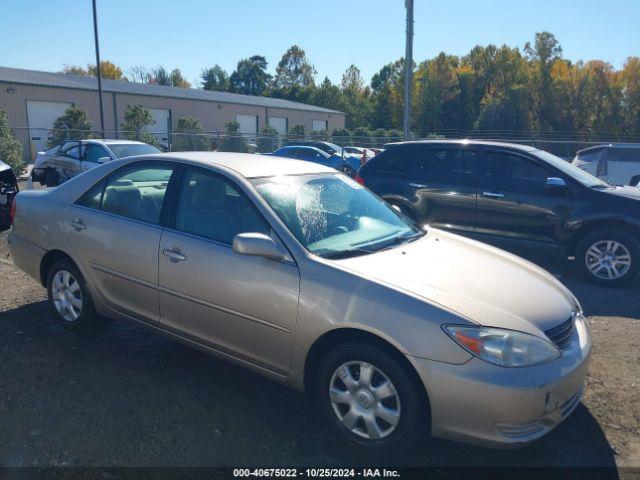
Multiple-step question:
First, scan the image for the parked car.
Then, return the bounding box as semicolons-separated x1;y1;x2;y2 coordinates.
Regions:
357;140;640;286
285;140;344;157
9;152;590;451
0;160;18;231
267;145;361;177
31;139;161;187
572;144;640;186
343;146;376;160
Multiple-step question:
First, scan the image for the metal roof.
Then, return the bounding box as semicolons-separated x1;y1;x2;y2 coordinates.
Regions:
0;66;343;115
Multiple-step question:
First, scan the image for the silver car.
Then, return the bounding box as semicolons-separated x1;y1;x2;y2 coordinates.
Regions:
31;139;160;187
9;152;591;450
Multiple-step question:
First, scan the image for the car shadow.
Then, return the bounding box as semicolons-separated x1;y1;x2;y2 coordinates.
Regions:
0;301;618;469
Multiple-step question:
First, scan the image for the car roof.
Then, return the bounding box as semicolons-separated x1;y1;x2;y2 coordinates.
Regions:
578;143;640;153
384;139;538;152
279;145;324;153
145;151;335;178
61;139;148;146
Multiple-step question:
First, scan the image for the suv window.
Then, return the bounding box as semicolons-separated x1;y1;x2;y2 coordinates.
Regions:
95;164;174;224
609;148;640;163
483;151;550;184
175;167;269;244
364;147;412;174
83;144;110;163
414;148;476;182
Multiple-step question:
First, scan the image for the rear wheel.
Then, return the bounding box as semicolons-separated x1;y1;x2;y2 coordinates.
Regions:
45;169;60;187
46;258;99;333
315;342;427;451
576;229;639;286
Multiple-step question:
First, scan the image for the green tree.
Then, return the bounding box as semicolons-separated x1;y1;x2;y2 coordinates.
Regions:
229;56;271;96
121;104;159;146
169;68;191;88
274;45;316;90
257;125;279;153
288;123;306;138
201;65;230;91
0;110;25;174
151;66;172;86
219;121;248;152
525;31;563;130
48;106;93;147
341;65;371;129
172;117;210;151
309;77;347;112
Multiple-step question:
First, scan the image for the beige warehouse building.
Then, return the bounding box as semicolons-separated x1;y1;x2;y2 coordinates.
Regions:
0;66;345;160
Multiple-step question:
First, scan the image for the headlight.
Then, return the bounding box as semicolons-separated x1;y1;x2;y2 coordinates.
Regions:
443;325;561;367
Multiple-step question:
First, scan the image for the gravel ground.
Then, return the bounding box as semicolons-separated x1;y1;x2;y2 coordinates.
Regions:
0;229;638;469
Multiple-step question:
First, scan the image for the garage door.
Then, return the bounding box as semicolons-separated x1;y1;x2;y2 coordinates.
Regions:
268;117;287;135
312;120;328;132
236;114;258;141
26;101;73;159
146;109;171;148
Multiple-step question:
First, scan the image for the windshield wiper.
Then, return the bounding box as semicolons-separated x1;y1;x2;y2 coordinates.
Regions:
377;231;425;251
320;248;374;259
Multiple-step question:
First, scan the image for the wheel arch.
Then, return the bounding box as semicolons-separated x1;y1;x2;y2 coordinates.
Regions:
567;219;640;257
39;249;78;287
303;327;431;421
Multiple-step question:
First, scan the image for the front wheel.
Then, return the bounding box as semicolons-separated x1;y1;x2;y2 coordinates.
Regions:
315;342;427;451
576;229;640;287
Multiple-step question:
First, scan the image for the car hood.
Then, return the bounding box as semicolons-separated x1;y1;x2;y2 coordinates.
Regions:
334;229;578;336
601;185;640;199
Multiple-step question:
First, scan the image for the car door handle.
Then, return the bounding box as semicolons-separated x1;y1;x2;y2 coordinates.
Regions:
482;191;505;198
162;248;187;262
409;182;428;188
69;218;86;231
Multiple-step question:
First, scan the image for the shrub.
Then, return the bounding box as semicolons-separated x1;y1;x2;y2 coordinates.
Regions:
257;125;279;153
172;117;211;151
0;110;25;175
218;121;248;153
121;104;160;147
48;106;93;147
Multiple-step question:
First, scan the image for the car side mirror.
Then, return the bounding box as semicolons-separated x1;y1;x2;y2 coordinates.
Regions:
233;233;286;260
97;156;110;164
545;177;568;189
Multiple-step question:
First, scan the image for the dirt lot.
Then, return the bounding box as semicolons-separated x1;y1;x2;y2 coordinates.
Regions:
0;229;638;470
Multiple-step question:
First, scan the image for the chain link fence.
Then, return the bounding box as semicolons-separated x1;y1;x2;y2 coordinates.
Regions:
4;125;640;161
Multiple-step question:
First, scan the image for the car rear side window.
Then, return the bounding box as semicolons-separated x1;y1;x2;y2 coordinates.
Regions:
83;144;109;163
414;148;476;183
364;148;412;174
174;167;269;245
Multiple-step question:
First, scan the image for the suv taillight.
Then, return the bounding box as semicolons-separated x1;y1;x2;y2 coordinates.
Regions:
9;197;16;225
355;174;365;186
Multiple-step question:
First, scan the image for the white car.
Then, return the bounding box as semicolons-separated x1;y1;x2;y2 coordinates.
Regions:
31;139;160;187
572;144;640;186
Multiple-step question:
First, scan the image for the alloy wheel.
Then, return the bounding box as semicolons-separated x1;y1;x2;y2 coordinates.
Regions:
329;361;401;440
585;240;632;280
51;269;83;322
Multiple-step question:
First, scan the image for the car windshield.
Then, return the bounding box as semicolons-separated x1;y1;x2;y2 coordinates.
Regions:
251;173;423;258
532;149;609;188
108;143;161;158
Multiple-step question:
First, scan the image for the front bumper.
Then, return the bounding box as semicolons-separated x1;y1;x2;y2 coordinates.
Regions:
410;315;591;448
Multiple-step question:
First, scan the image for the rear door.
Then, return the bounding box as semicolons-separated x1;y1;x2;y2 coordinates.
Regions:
475;149;571;248
157;166;300;375
403;144;479;234
65;162;176;323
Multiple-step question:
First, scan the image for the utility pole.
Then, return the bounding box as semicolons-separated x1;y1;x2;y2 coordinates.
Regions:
403;0;414;141
92;0;105;138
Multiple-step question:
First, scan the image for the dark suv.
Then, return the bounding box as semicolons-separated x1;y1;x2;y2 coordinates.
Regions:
357;140;640;286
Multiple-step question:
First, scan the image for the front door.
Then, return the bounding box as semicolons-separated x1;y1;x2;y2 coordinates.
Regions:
64;162;175;322
158;166;300;375
403;145;478;235
474;149;571;249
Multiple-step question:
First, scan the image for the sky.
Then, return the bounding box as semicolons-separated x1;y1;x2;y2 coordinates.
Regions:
1;0;639;88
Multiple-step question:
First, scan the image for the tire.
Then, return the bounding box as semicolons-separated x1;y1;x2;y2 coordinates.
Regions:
314;342;427;452
575;229;640;287
45;169;60;187
46;258;99;334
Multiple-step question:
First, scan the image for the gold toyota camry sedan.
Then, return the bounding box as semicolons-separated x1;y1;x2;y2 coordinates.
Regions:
8;152;591;451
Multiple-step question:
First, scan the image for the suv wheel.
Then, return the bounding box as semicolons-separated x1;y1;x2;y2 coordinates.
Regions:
315;342;427;451
576;229;639;286
46;258;99;333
